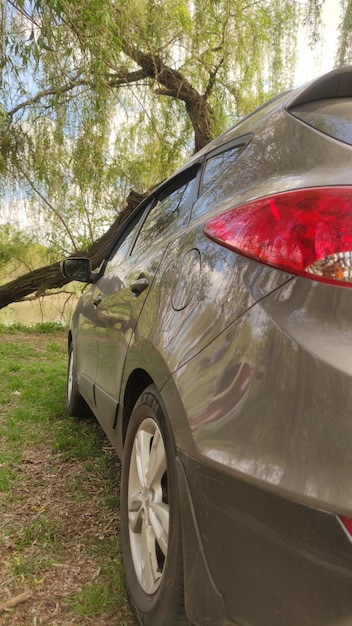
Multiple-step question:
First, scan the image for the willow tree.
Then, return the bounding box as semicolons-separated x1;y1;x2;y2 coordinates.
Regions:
0;0;323;309
336;0;352;65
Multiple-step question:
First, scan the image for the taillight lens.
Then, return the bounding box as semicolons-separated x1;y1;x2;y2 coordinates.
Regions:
340;516;352;536
204;187;352;286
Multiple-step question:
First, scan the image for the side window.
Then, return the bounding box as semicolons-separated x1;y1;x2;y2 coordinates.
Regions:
201;144;245;194
132;171;197;256
104;209;147;275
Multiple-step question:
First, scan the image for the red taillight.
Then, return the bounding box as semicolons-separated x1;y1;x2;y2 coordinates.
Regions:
204;187;352;286
340;516;352;536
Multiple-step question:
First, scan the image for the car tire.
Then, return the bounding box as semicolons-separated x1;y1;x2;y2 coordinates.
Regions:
66;343;91;417
120;384;189;625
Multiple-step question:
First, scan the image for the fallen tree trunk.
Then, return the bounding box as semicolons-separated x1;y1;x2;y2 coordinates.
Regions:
0;190;146;310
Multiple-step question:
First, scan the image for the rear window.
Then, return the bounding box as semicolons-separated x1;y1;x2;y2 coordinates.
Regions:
290;98;352;146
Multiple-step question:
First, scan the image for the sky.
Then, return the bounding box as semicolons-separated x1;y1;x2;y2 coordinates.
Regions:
295;0;341;86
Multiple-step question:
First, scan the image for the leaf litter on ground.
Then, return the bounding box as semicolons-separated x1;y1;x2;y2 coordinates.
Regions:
0;330;137;625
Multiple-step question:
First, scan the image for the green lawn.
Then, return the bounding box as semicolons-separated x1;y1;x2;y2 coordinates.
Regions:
0;325;136;625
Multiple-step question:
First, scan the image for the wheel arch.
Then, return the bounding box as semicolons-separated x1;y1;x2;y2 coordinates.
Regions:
118;336;196;459
121;368;154;447
118;339;175;454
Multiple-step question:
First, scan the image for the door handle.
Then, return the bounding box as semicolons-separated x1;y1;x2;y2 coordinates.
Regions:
93;294;102;307
130;277;149;295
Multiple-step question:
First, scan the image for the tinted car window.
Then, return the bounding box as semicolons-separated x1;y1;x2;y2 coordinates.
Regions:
104;209;147;275
132;172;197;255
201;144;245;194
191;138;252;220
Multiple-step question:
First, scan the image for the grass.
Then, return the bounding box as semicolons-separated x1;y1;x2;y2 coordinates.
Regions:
0;326;137;625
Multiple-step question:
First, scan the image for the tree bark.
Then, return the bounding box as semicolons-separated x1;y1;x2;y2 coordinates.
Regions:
122;45;215;151
0;190;146;310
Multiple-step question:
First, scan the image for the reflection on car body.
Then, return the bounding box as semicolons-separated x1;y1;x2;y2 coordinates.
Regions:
62;66;352;625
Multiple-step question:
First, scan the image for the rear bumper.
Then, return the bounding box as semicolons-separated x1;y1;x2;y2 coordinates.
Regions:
178;450;352;626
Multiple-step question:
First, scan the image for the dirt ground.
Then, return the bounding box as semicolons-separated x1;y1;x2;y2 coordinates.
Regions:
0;332;137;625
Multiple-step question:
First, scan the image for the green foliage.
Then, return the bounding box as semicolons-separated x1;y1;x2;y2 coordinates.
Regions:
0;321;68;333
0;225;33;269
301;0;324;47
336;0;352;65
0;0;326;262
0;227;55;303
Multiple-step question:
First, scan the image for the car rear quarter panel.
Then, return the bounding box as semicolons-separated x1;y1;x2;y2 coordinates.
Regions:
172;277;352;515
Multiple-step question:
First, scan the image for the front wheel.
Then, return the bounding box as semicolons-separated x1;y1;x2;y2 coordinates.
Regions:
120;385;188;625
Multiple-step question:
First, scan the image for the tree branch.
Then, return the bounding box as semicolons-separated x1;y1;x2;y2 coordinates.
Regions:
106;69;147;86
203;57;224;101
7;76;89;119
121;44;215;150
0;190;147;309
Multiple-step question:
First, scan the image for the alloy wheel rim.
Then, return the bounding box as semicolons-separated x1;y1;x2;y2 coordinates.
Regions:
128;417;169;594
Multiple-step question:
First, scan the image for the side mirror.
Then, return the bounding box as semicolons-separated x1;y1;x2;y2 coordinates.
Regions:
61;257;98;283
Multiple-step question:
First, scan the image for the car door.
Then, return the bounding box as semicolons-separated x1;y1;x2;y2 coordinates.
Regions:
92;168;198;430
73;284;99;408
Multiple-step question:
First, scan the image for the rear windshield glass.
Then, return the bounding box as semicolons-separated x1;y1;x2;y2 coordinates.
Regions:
290;98;352;146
